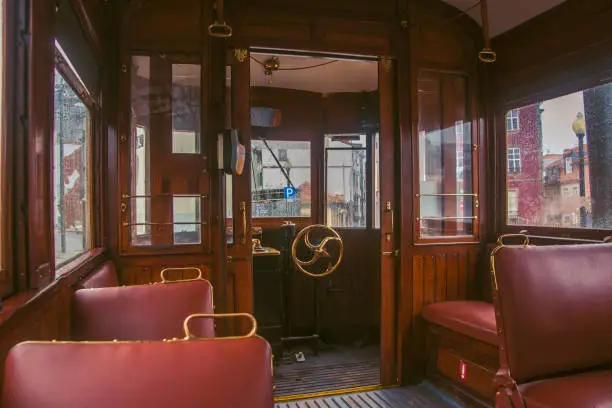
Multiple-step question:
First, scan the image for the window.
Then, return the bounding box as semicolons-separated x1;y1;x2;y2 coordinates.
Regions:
417;71;476;239
251;140;311;218
126;55;206;249
325;134;368;228
507;147;521;173
506;109;520;131
53;67;92;267
565;156;573;174
504;82;612;230
508;189;519;224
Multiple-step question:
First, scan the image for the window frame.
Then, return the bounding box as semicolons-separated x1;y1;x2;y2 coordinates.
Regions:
499;79;612;241
323;133;373;230
507;147;521;174
250;138;313;220
414;69;480;245
52;45;96;271
119;52;210;255
506;109;520;132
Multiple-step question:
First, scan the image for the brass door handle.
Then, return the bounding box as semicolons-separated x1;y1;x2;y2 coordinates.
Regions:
239;201;247;245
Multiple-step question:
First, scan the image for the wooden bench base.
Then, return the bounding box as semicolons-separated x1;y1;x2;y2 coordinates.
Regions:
426;325;497;407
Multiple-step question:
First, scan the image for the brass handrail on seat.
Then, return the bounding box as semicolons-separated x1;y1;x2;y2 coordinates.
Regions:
182;313;257;340
159;267;204;283
489;233;531;408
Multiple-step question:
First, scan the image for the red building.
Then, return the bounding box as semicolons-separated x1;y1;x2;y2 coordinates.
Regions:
506;104;543;225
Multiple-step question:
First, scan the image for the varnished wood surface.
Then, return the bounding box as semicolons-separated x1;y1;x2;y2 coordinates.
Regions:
27;0;56;288
426;325;497;408
400;246;480;383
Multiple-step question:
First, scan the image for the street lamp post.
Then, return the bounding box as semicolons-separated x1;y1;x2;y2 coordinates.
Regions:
572;112;587;227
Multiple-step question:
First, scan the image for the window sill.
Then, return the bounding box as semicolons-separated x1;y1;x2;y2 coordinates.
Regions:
0;248;107;328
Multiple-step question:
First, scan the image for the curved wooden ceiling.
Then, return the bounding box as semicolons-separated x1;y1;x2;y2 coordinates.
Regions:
443;0;568;37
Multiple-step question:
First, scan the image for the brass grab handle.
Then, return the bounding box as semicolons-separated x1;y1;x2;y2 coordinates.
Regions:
496;233;530;247
160;267;203;283
208;22;232;38
240;201;247;245
183;313;257;339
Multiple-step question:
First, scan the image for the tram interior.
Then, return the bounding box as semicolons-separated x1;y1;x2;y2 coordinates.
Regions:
0;0;611;407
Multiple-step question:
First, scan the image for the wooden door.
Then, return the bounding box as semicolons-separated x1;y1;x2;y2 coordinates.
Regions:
378;58;398;386
226;48;254;333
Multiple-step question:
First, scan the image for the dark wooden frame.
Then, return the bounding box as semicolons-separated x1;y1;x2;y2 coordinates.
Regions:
412;68;481;245
52;47;98;272
251;135;316;227
116;51;212;256
0;0;20;298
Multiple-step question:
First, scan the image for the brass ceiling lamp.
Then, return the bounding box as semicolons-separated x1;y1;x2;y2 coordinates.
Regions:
479;0;497;63
263;57;280;84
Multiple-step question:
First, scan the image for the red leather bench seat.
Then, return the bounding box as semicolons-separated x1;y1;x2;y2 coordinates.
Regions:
3;337;273;408
518;369;612;408
422;300;498;346
71;279;214;340
493;243;612;407
77;260;119;289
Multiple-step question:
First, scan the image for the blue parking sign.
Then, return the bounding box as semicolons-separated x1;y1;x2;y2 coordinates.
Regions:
283;186;296;199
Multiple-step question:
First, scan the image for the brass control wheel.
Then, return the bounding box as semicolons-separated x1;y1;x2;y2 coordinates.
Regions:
291;224;343;278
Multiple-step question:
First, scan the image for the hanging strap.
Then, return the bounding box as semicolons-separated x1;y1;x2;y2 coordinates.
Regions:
209;0;232;38
479;0;496;62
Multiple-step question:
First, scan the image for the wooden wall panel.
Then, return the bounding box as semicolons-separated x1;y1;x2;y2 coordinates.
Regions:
227;1;393;56
0;289;71;391
401;246;480;382
126;0;202;52
119;259;213;286
492;0;612;105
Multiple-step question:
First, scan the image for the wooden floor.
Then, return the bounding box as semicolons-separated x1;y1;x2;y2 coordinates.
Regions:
275;382;466;408
274;344;380;397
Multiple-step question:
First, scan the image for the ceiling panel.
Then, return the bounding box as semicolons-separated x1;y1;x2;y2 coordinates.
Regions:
442;0;569;37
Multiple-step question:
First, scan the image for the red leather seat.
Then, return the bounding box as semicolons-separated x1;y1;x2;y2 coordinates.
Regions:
72;279;214;340
3;336;273;408
422;301;497;345
492;243;612;408
77;260;119;289
518;369;612;408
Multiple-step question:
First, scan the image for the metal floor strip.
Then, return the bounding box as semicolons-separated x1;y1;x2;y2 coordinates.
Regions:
275;383;466;408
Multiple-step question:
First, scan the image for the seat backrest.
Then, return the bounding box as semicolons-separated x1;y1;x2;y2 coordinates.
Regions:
3;337;273;408
492;243;612;384
77;260;119;289
72;279;214;340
